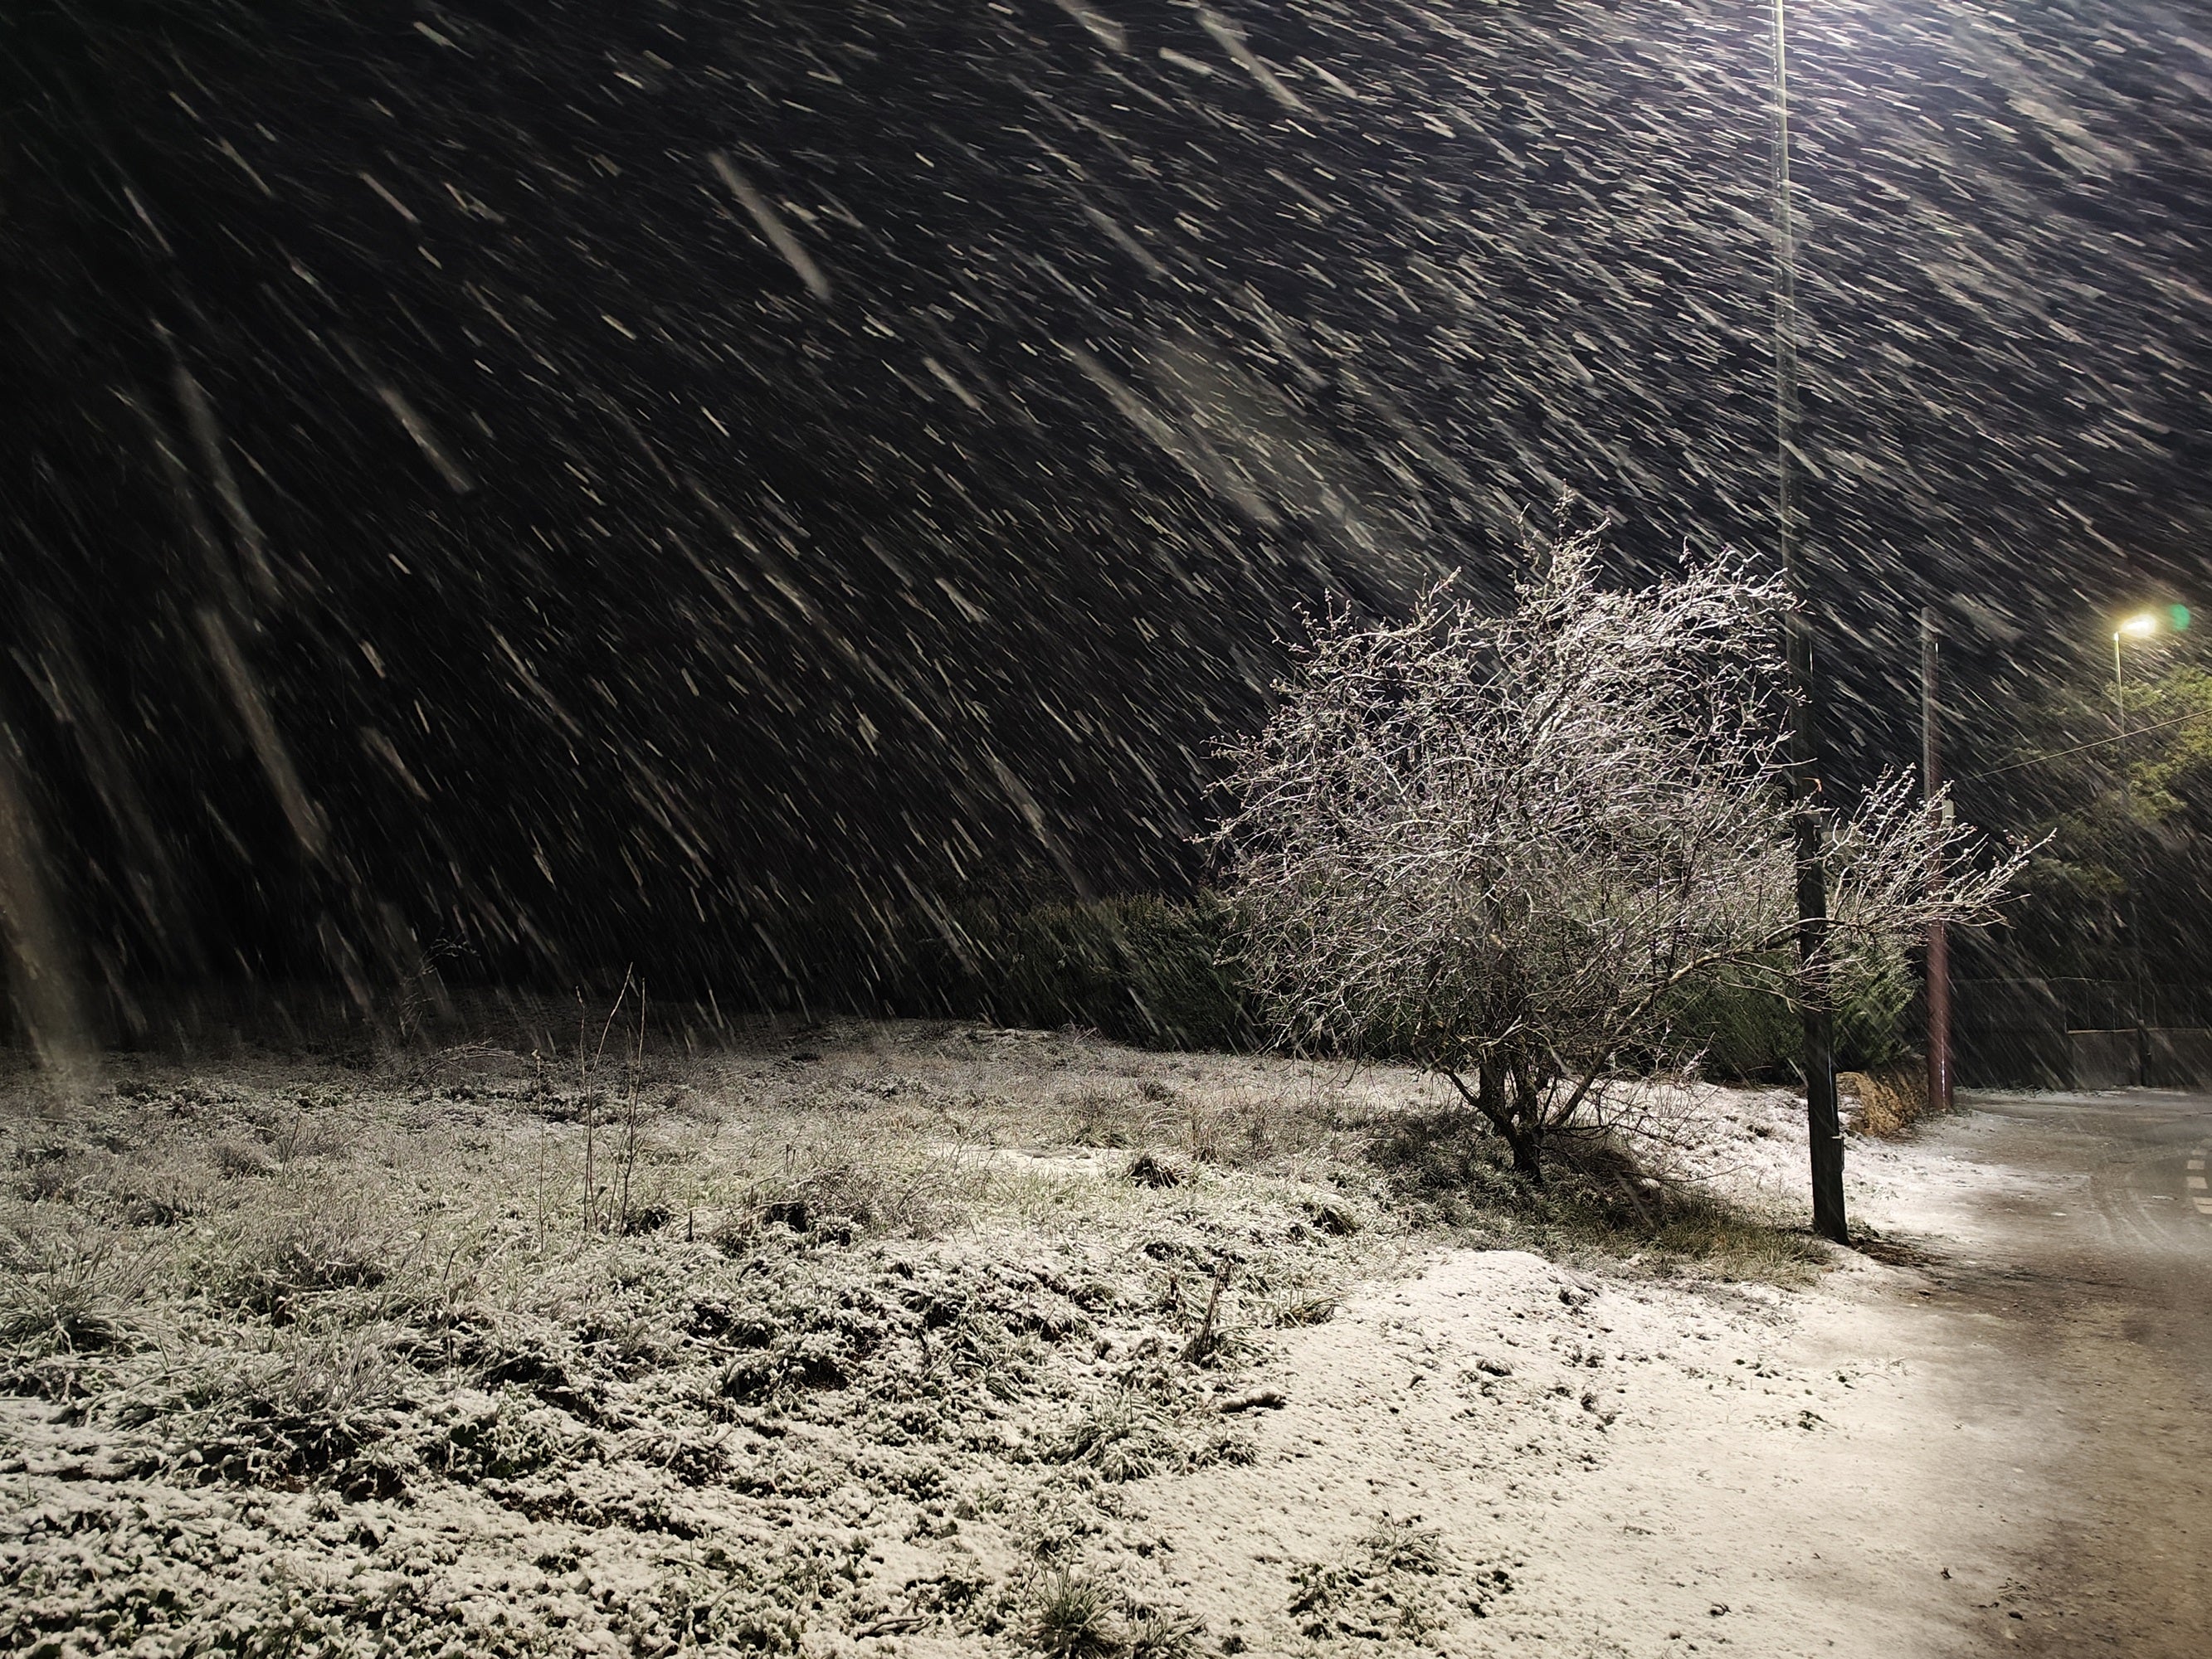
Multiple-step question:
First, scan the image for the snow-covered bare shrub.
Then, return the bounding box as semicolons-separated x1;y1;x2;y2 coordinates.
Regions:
1212;533;2024;1177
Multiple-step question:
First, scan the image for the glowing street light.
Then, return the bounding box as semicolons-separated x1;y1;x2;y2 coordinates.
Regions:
2115;612;2165;727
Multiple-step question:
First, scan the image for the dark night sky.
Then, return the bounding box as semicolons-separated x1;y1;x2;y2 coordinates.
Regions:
3;0;2209;1008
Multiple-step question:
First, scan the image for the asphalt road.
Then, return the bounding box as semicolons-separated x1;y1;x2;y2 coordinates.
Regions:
1909;1089;2212;1654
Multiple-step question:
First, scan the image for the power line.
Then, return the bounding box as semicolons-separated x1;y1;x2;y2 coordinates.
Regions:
1966;707;2212;780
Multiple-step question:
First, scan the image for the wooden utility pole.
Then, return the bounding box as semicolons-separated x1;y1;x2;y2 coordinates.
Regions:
1922;609;1952;1113
1771;0;1848;1243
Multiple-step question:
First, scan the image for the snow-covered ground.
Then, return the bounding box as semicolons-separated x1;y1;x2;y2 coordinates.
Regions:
0;1024;2072;1656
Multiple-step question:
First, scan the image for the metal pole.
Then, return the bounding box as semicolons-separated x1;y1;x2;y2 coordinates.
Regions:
1922;609;1951;1112
1771;0;1848;1243
2112;632;2146;1078
2113;633;2125;747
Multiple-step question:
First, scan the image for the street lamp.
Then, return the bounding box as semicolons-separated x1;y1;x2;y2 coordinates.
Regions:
2114;611;2160;752
1922;611;1951;1115
2115;611;2161;798
1768;0;1847;1243
2112;611;2161;1077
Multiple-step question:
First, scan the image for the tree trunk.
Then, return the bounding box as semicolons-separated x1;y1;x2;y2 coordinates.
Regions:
1446;1063;1545;1185
1510;1054;1543;1130
1505;1125;1543;1181
1490;1058;1544;1184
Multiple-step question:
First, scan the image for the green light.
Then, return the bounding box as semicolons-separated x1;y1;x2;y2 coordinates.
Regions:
2170;604;2191;633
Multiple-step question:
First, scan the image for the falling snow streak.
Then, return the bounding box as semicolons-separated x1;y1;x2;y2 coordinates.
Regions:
0;0;2207;1008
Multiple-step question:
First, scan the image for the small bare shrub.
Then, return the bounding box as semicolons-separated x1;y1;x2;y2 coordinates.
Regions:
1213;535;2027;1178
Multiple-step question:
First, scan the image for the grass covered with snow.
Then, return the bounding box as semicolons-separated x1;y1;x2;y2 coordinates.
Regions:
0;1020;1828;1657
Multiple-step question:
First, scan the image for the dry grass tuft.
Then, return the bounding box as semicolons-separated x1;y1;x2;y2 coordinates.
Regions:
1028;1570;1123;1657
1021;1570;1207;1659
1123;1149;1187;1189
0;1215;144;1360
212;1187;396;1318
1052;1391;1186;1482
1840;1059;1934;1138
